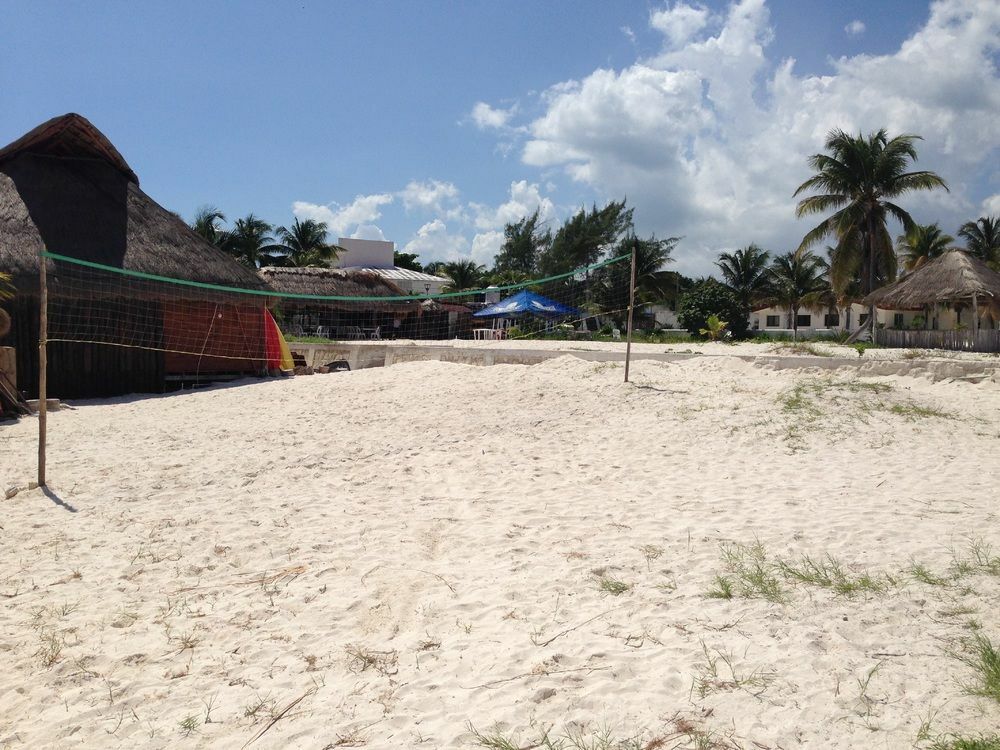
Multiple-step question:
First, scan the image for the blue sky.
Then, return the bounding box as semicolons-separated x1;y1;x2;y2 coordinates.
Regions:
2;0;997;276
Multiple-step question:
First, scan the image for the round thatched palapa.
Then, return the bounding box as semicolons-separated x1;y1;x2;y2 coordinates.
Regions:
863;250;1000;310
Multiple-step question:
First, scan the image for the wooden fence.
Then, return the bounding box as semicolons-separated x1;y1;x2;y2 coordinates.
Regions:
877;328;1000;353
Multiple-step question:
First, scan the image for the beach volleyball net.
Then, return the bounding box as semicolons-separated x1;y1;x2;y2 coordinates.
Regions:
40;250;636;373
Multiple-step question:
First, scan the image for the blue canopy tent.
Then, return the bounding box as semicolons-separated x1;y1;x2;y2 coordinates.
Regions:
473;290;581;319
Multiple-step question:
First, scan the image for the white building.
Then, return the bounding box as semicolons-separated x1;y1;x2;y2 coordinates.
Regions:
334;237;449;296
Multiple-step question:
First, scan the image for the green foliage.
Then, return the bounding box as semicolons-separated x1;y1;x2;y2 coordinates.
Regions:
219;213;280;268
677;280;748;339
190;205;228;246
699;314;729;341
393;251;423;271
795;128;947;298
537;199;633;277
897;222;954;271
766;250;827;339
442;259;485;291
269;217;340;267
493;208;550;276
958;633;1000;704
591;234;679;326
716;243;771;315
958;216;1000;268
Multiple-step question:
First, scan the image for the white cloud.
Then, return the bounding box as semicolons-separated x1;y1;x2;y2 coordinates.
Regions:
650;2;710;48
402;219;468;263
399;179;460;214
489;0;1000;275
292;193;394;237
471;231;504;266
470;102;516;130
470;180;557;231
982;194;1000;215
350;224;386;241
621;25;636;44
845;19;866;36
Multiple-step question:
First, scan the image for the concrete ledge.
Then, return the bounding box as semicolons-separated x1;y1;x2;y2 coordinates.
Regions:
287;342;999;383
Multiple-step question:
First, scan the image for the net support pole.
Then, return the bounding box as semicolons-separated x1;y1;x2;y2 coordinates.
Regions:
37;248;48;487
624;240;637;383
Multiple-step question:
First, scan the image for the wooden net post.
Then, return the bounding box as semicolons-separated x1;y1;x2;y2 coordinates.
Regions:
624;239;637;384
38;248;47;487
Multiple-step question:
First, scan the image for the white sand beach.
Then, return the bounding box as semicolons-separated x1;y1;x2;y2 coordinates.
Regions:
2;353;999;748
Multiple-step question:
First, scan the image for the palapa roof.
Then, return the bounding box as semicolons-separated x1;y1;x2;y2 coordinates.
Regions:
863;250;1000;310
0;113;269;292
258;266;418;312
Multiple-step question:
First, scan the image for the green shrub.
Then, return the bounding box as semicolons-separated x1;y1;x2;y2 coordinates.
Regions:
677;280;748;339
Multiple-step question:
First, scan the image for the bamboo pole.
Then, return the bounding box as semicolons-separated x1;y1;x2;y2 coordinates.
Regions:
624;240;637;384
38;249;48;487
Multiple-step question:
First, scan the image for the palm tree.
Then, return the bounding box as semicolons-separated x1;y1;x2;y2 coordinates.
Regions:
794;128;948;331
896;222;954;272
958;216;1000;268
221;214;280;268
442;259;485;292
270;218;343;267
767;251;827;340
191;205;227;246
716;244;771;316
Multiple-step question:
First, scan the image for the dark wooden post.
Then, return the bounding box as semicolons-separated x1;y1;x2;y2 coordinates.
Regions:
38;249;48;487
624;240;637;383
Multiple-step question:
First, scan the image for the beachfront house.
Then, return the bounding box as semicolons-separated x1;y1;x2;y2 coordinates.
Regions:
0;113;273;398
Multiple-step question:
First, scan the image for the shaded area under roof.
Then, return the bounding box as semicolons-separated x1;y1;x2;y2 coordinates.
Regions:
863;250;1000;309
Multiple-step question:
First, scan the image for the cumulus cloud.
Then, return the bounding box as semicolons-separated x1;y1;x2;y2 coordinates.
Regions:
470;101;516;130
650;2;710;48
402;219;468;263
982;194;1000;215
845;19;866;36
399;179;460;214
478;0;1000;275
292;193;394;237
471;230;505;266
350;224;387;241
470;180;557;231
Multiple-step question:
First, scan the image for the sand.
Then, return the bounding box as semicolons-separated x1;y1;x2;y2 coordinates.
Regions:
1;353;999;748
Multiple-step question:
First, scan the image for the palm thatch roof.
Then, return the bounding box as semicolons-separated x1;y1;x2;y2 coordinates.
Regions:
863;250;1000;310
258;266;418;312
0;113;269;293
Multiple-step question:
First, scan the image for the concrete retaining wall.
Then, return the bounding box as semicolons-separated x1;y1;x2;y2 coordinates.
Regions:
287;342;999;383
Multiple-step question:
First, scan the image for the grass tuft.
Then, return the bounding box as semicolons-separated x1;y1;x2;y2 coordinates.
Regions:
957;633;1000;705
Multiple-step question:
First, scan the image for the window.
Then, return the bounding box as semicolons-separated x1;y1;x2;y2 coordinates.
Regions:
859;313;869;326
824;313;840;327
796;314;811;327
893;313;905;328
766;315;780;327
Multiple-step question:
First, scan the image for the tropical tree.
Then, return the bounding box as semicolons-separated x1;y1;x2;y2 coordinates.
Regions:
766;251;827;340
592;234;678;326
493;208;551;276
958;215;1000;268
677;279;748;339
191;205;228;246
538;200;633;276
442;259;485;292
794;128;948;329
394;251;423;272
896;222;954;272
220;214;280;267
716;244;771;317
270;218;342;267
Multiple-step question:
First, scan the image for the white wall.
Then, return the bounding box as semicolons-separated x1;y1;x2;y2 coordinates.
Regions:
335;237;395;269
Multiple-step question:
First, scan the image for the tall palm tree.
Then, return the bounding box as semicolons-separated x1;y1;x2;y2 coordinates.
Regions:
191;206;228;246
270;218;343;267
896;222;954;271
958;216;1000;269
794;128;948;330
221;214;280;268
767;251;827;341
716;244;771;316
442;259;485;292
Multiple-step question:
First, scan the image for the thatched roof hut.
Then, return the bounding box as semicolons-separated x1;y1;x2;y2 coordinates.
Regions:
258;266;418;313
0;113;272;398
863;250;1000;313
0;112;268;292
